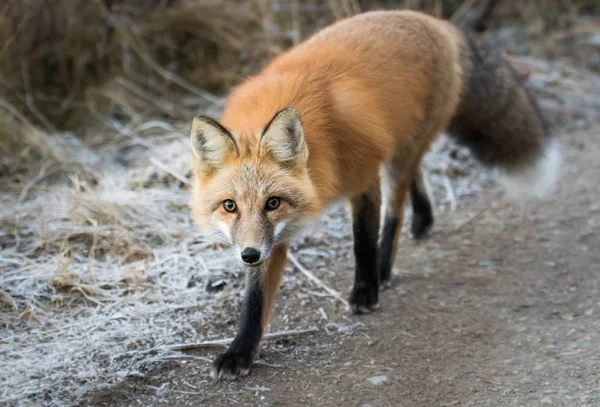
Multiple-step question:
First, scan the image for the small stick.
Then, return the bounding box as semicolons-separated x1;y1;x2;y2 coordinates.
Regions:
448;206;487;235
443;176;458;212
288;252;349;308
127;327;318;356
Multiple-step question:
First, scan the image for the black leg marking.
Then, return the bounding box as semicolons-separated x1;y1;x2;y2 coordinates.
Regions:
211;272;262;380
379;215;399;289
348;191;381;314
410;180;434;239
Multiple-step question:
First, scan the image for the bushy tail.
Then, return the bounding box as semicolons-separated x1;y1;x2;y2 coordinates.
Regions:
447;32;561;199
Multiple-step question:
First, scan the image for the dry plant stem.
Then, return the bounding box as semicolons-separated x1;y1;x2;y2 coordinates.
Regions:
17;164;57;203
96;0;221;105
288;252;349;308
128;30;222;105
291;0;301;45
328;0;344;20
21;64;57;133
149;157;190;185
450;0;477;23
114;77;178;117
0;97;31;124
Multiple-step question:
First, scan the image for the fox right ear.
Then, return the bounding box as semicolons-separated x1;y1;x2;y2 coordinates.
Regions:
190;115;238;173
260;106;307;168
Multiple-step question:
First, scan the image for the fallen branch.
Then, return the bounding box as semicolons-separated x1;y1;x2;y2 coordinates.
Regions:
125;327;318;357
288;252;349;308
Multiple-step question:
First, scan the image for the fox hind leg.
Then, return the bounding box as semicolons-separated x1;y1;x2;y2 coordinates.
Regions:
378;156;436;288
378;165;411;289
348;183;381;314
410;169;434;239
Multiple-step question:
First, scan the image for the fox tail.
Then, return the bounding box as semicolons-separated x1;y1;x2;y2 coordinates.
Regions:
447;33;561;199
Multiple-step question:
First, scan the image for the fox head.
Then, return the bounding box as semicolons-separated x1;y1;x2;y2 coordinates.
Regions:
190;107;319;267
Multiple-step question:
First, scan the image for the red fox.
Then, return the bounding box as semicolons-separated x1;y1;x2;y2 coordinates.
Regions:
189;10;560;380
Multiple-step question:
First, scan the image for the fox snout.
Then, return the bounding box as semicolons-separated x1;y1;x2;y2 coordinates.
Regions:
232;220;276;267
240;247;262;266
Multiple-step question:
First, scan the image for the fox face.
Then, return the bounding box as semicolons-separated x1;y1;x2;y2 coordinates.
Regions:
190;107;319;266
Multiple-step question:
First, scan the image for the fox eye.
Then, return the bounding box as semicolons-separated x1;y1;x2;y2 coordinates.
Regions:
265;197;281;211
223;199;237;213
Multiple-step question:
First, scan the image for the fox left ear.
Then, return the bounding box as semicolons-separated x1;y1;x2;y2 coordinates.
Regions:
260;107;308;167
190;115;239;174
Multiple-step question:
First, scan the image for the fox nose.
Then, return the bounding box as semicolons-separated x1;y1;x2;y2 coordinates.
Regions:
241;248;261;264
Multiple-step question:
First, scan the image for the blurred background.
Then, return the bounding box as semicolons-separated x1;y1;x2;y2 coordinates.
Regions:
1;1;599;406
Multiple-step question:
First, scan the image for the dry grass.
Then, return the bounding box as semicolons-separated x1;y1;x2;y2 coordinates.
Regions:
0;0;252;130
1;1;599;406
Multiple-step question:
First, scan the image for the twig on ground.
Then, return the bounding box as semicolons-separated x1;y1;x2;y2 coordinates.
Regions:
128;327;318;356
255;359;282;368
443;176;458;212
139;354;213;366
392;330;416;340
288;252;349;307
448;207;487;235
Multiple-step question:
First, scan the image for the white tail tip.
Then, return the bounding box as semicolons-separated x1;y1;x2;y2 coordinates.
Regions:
496;139;562;200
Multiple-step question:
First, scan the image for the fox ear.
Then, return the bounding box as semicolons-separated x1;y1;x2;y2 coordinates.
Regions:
190;115;238;173
260;107;308;167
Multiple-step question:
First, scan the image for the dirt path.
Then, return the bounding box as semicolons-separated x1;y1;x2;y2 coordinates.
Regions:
87;126;600;407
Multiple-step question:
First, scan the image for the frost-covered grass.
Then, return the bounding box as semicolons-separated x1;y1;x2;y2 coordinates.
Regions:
0;118;244;406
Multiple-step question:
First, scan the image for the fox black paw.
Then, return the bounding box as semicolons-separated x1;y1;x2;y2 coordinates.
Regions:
210;351;252;381
411;212;434;239
348;283;379;314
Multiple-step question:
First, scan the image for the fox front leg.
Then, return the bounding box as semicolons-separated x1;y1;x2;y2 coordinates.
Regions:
348;185;382;314
211;245;288;380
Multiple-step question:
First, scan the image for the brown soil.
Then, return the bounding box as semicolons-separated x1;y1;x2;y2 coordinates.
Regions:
85;124;600;407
